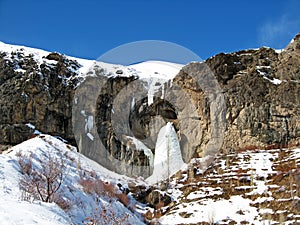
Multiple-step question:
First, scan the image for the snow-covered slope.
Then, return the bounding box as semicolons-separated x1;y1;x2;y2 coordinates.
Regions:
0;135;146;225
1;135;299;225
154;148;300;224
0;41;94;74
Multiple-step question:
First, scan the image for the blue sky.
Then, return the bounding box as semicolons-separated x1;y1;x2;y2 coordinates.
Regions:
0;0;299;61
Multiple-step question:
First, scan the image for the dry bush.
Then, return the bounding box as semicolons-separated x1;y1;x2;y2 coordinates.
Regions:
143;210;156;221
237;145;258;153
263;143;284;150
103;181;117;197
79;177;130;208
80;178;98;195
53;195;73;211
28;134;38;140
80;178;114;198
116;192;130;207
153;209;163;218
80;179;133;225
238;143;292;152
17;152;66;203
16;151;32;175
155;201;165;210
83;205;130;225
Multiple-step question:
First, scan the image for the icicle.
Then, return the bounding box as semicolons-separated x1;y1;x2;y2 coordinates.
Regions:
131;97;135;110
161;83;165;99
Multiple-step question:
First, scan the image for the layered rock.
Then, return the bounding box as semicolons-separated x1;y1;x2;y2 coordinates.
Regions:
182;35;300;154
0;49;79;145
0;33;299;178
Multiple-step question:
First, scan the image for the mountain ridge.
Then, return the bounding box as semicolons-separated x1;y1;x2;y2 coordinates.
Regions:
0;33;300;224
0;34;299;172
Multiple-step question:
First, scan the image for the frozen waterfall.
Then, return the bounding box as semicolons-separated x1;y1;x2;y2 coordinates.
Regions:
146;122;184;184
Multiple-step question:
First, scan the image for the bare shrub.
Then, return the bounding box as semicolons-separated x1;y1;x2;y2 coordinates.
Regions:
103;181;118;198
16;151;32;175
80;178;98;195
79;178;112;197
79;177;130;206
237;145;258;153
263;143;283;150
79;175;133;223
155;201;165;210
18;152;66;203
143;210;154;220
53;195;73;211
153;209;162;218
83;205;130;225
116;192;130;207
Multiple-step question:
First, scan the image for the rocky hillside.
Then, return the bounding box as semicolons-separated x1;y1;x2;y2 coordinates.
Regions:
143;146;300;224
0;47;81;146
174;33;300;159
1;133;299;225
0;33;299;178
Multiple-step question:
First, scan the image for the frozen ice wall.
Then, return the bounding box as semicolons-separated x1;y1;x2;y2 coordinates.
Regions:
147;122;184;184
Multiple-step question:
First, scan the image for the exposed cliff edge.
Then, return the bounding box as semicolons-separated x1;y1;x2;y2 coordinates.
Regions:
0;33;299;178
174;35;300;157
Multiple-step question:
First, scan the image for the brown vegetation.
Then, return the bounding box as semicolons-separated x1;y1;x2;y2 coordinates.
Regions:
17;151;65;203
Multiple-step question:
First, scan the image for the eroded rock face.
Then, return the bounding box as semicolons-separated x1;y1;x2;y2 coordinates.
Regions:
177;35;300;155
277;33;300;81
0;49;79;145
0;33;299;178
73;75;155;177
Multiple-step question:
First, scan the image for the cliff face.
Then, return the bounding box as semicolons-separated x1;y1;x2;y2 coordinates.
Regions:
0;33;299;176
0;50;79;146
205;37;300;152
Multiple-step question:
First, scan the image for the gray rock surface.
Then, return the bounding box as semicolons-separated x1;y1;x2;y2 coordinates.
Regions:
0;33;299;178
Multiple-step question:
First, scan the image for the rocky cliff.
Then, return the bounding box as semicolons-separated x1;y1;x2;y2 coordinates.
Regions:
0;49;79;146
0;33;299;177
207;34;300;152
173;35;300;157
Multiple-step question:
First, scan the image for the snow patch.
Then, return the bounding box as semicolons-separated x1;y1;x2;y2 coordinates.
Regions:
275;49;284;53
159;196;260;225
263;76;282;85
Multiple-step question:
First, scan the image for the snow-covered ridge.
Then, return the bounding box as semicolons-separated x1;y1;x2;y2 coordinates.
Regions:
0;41;51;61
0;41;183;81
0;134;146;225
0;41;184;109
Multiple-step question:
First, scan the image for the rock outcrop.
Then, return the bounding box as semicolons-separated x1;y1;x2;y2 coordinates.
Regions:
0;33;299;178
199;35;300;153
0;49;79;145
